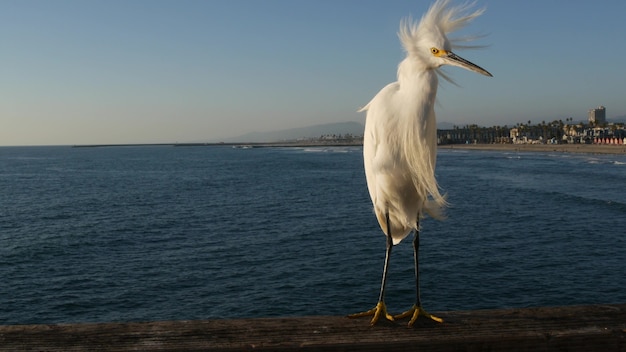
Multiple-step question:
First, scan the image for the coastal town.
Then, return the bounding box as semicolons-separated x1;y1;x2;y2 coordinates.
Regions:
436;106;626;146
315;106;626;147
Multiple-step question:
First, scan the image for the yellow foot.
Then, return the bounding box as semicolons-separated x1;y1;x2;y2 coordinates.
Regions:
394;305;443;327
348;301;394;326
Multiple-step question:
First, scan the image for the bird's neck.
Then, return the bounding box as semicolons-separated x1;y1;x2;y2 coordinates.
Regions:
397;59;438;112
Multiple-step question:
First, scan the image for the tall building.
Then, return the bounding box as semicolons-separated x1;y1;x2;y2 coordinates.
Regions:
588;106;606;125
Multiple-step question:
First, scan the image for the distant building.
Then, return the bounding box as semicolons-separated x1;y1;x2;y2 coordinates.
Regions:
588;106;606;125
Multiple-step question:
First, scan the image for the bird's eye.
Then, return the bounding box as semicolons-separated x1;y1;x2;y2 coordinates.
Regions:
430;47;439;55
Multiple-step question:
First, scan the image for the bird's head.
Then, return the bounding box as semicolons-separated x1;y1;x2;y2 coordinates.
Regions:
399;0;492;77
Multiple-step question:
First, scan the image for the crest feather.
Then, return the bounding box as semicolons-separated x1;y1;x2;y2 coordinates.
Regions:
399;0;485;56
429;0;484;34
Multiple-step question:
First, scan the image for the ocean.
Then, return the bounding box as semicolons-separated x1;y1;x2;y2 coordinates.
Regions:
1;145;625;325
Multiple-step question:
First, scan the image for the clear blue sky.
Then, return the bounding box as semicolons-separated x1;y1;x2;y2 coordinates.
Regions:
2;0;626;146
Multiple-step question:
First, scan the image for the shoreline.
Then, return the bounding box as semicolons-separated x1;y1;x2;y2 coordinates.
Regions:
438;143;626;155
70;142;626;155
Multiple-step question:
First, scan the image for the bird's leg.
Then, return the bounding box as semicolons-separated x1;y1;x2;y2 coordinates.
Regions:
394;224;443;326
348;211;394;325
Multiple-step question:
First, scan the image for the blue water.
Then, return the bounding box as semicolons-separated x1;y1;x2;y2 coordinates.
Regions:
1;145;625;325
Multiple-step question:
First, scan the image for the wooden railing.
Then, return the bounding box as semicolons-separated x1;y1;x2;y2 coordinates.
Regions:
1;304;624;351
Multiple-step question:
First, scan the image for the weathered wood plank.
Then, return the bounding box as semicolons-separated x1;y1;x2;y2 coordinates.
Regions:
1;304;625;351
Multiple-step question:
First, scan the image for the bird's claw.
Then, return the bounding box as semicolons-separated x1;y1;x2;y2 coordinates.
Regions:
348;301;394;326
394;305;443;326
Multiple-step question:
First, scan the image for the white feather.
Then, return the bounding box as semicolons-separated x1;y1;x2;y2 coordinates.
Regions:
361;0;488;244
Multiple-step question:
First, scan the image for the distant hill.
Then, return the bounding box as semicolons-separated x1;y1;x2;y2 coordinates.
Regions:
223;121;365;143
220;120;485;143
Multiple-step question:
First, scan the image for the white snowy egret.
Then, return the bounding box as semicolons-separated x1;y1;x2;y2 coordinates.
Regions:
349;0;492;327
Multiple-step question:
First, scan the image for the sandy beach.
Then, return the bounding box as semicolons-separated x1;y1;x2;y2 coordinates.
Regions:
438;143;626;155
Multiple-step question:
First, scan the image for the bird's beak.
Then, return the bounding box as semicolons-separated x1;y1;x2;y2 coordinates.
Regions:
444;52;492;77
